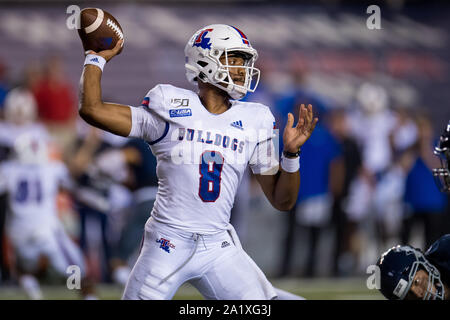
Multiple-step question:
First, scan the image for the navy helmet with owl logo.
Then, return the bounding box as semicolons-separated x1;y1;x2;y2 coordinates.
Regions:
376;245;445;300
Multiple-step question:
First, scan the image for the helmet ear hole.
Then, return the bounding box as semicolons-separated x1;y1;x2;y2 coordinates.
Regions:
214;72;226;82
212;49;221;58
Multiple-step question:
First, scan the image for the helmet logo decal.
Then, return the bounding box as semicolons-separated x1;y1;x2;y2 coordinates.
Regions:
230;25;249;45
193;28;213;50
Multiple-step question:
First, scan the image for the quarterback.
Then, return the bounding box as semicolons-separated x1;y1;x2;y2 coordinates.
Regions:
79;24;317;299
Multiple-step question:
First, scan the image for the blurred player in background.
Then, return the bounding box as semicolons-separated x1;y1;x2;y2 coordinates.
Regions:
0;79;49;283
401;115;448;249
78;24;317;299
32;55;78;161
68;126;124;282
328;109;363;277
376;120;450;300
0;78;49;155
0;133;96;299
345;83;400;256
107;137;159;286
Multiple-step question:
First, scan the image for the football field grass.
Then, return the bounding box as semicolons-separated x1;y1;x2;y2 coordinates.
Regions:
0;277;384;300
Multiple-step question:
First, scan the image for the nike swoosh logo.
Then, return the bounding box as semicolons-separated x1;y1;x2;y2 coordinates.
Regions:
220;37;230;40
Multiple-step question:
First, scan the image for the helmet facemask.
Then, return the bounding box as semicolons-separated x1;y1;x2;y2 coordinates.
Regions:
432;156;450;193
193;47;260;100
213;49;260;100
407;262;445;300
432;121;450;193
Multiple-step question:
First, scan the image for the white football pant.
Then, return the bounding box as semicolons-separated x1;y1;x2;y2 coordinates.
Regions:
10;222;86;276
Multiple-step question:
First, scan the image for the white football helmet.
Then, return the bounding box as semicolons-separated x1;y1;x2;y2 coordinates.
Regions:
356;82;389;115
185;24;260;100
13;133;49;164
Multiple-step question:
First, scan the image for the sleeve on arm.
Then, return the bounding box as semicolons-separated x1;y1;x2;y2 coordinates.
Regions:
248;108;279;175
128;85;168;143
249;138;279;175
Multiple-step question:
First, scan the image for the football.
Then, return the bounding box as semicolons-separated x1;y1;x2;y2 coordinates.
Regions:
77;8;124;54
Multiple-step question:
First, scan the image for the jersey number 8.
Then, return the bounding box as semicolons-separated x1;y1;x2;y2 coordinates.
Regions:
199;151;224;202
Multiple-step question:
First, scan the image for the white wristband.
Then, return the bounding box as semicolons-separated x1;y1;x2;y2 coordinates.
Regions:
281;154;300;173
84;54;106;72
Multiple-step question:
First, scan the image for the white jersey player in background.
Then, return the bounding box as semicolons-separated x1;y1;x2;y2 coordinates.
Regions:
0;133;96;299
0;87;50;156
79;24;317;300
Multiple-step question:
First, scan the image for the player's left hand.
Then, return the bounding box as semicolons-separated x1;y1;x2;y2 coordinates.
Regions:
283;104;318;154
